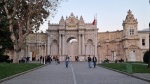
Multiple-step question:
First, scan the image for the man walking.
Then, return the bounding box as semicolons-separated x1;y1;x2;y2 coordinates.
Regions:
92;56;97;68
65;55;70;68
88;55;92;68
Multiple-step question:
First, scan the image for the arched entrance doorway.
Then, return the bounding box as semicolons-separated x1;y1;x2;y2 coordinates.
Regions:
86;39;94;56
51;40;59;56
66;37;78;61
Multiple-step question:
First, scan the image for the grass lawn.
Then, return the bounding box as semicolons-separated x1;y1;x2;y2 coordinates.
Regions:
0;63;43;79
99;63;150;73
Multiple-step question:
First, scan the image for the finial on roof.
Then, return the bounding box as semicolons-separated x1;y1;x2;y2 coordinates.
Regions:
70;13;74;17
76;16;78;19
80;15;83;20
66;16;68;19
128;9;132;14
61;16;64;20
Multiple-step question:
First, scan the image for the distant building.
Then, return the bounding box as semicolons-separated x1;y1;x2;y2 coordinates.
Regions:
98;10;149;62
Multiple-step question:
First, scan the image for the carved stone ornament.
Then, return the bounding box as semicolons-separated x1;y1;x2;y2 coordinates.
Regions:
66;13;78;28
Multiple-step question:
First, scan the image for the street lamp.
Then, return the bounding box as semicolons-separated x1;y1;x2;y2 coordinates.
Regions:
149;0;150;52
44;42;46;64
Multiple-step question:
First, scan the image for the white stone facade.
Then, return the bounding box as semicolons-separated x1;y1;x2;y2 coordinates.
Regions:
47;13;98;61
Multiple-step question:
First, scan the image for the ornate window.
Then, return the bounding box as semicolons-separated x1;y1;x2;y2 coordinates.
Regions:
129;27;134;35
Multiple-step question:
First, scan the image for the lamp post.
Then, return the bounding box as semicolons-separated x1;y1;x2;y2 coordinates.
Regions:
149;0;150;52
35;29;38;61
42;42;45;64
44;42;46;64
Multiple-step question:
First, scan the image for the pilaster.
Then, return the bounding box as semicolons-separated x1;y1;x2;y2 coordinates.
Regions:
59;34;62;56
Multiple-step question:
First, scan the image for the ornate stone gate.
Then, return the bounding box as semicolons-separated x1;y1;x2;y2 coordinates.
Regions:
47;13;98;61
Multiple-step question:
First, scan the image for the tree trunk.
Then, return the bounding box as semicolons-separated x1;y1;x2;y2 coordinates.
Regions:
13;51;19;63
13;45;20;63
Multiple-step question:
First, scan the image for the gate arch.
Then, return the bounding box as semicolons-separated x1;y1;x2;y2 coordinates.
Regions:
47;13;98;61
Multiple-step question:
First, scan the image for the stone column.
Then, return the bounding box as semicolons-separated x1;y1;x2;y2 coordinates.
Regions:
95;34;97;57
48;36;50;55
59;34;62;56
62;35;66;56
78;34;81;55
92;45;94;56
82;34;85;55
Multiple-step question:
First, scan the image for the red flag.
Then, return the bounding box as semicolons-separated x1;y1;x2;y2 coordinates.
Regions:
92;19;96;25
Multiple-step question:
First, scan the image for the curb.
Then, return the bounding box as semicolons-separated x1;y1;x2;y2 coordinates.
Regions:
0;64;48;83
99;65;150;83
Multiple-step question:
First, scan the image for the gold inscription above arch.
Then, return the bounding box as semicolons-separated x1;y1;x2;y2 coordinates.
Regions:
67;25;76;28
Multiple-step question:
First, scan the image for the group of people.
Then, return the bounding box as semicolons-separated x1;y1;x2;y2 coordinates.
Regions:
40;55;60;64
65;55;97;68
19;57;30;63
88;55;97;68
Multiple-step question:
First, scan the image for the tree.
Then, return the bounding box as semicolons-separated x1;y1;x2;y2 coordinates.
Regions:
0;2;14;62
0;0;65;63
143;51;150;69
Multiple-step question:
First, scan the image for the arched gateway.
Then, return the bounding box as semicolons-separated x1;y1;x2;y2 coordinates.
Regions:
47;13;98;61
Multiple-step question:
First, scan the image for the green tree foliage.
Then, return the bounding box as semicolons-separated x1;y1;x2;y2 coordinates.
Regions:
143;51;150;68
0;2;14;62
0;2;14;54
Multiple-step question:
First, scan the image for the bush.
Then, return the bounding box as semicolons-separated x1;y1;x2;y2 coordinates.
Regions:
143;51;150;68
143;51;150;63
0;55;10;63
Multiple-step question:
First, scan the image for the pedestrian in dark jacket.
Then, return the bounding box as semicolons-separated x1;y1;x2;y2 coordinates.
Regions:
88;55;92;68
92;56;97;68
65;55;70;68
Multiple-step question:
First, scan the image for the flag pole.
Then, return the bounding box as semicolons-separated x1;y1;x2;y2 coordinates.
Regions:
95;13;97;23
96;13;97;21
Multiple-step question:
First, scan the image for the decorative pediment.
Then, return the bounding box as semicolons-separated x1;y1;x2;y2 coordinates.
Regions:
123;10;138;25
66;13;78;28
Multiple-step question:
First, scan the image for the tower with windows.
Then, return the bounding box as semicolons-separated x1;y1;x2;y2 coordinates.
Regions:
122;10;140;61
122;10;138;37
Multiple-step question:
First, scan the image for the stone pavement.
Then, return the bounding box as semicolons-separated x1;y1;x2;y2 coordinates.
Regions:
1;62;149;84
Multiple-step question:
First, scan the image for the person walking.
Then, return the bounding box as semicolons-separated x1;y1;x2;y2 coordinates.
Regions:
88;55;92;68
65;55;70;68
47;55;51;64
92;56;97;68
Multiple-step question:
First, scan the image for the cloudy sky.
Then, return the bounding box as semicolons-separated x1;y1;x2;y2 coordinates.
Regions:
39;0;150;32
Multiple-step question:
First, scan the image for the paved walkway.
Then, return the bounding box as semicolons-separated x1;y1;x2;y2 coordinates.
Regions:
1;62;149;84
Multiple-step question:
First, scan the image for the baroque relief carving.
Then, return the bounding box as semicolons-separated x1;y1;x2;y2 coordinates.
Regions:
66;13;78;28
50;35;58;42
85;34;94;43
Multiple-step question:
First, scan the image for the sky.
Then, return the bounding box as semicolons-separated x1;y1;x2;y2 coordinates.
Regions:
39;0;150;32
